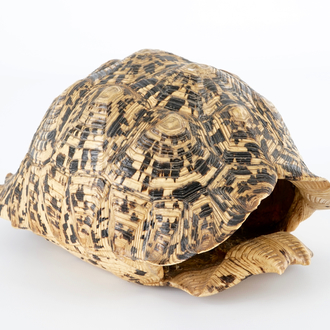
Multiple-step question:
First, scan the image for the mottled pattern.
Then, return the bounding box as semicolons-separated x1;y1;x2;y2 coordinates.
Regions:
1;49;329;296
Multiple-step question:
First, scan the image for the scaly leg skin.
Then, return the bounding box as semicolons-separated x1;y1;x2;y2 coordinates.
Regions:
0;173;13;198
163;232;312;297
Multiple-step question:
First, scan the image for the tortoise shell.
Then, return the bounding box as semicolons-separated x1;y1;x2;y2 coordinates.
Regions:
0;49;329;296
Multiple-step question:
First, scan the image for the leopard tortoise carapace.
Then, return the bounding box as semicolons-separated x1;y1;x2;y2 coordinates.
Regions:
0;49;329;297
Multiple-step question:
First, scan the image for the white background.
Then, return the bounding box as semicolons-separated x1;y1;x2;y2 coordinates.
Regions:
0;1;330;329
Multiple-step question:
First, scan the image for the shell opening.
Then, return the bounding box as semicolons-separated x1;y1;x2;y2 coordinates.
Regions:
164;179;297;279
232;179;296;240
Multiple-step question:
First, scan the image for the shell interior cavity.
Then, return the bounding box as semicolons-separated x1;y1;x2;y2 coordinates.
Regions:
0;49;329;297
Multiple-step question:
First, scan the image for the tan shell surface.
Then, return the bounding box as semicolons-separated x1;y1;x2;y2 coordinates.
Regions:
0;49;329;296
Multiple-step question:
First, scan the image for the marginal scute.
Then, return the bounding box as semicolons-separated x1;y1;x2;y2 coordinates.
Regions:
0;49;329;296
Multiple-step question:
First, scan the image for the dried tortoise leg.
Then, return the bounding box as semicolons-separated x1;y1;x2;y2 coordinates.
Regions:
281;180;330;232
4;173;13;182
0;174;13;203
164;231;312;297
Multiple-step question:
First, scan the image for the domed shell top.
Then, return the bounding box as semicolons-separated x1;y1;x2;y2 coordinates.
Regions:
0;49;329;296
